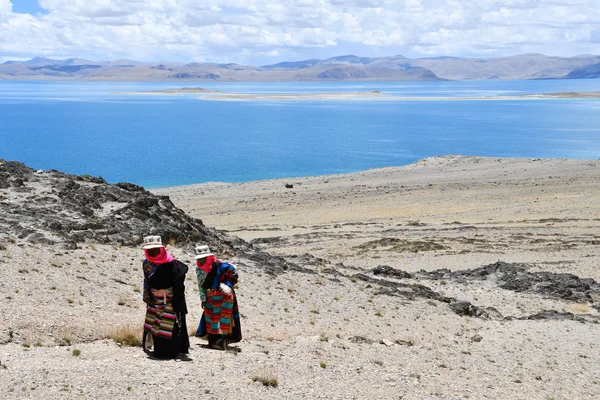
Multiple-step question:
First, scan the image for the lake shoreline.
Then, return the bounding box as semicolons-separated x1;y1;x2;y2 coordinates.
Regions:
124;87;600;101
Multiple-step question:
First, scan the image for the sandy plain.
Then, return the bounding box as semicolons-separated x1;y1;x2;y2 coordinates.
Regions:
1;155;600;399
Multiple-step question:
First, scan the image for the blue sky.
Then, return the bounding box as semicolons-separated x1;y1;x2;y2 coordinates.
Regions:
1;1;600;65
10;0;46;15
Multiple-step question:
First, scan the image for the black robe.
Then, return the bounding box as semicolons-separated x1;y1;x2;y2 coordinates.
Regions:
144;260;190;359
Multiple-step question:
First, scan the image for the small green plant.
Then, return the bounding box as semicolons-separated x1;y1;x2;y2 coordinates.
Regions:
252;376;278;387
320;362;327;369
251;370;278;388
72;349;81;356
66;298;74;304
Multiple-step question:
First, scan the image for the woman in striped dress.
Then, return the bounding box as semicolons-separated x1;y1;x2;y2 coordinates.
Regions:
141;235;190;359
195;245;242;350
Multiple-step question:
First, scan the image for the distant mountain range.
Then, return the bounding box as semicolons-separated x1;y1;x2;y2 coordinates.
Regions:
2;54;600;82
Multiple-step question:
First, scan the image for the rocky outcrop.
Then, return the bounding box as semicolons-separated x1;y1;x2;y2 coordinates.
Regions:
352;271;505;320
364;262;600;322
0;159;296;273
372;261;600;303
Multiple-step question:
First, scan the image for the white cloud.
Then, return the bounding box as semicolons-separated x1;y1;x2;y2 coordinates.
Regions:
1;0;599;64
0;0;12;17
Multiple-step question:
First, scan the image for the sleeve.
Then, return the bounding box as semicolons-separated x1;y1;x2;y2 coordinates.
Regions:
142;262;152;305
196;267;208;302
222;263;239;288
171;261;189;314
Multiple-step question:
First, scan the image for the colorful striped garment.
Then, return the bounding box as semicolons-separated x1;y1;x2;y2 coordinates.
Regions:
144;288;177;339
203;288;235;335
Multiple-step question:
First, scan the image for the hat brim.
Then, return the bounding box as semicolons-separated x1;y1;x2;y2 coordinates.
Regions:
142;244;165;250
194;253;213;260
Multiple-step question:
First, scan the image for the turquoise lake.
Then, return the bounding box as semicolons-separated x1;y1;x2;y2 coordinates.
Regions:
1;80;600;188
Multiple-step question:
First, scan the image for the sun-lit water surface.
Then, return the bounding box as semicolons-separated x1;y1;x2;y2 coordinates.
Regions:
1;80;600;188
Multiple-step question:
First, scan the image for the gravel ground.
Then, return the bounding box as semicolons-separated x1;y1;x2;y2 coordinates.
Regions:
2;156;600;399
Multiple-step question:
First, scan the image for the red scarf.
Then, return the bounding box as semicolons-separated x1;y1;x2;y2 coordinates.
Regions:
144;247;174;264
196;254;216;273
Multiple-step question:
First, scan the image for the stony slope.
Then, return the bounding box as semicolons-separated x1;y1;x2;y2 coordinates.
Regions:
0;158;294;273
2;157;600;399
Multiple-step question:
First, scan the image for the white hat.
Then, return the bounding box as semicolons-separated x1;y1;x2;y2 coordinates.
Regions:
141;235;164;249
194;244;213;260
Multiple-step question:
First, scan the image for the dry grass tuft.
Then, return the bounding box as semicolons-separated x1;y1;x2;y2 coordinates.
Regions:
103;324;143;347
569;303;592;314
58;326;75;346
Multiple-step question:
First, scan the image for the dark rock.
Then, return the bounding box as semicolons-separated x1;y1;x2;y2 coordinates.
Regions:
61;241;78;250
522;310;577;321
116;182;146;192
374;261;600;304
449;301;503;319
348;335;372;344
76;175;106;184
446;261;599;303
372;265;412;279
0;158;300;275
470;334;483;342
251;237;281;245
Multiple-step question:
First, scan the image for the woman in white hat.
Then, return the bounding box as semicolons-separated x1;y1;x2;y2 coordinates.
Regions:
194;244;242;350
141;235;190;359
